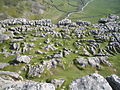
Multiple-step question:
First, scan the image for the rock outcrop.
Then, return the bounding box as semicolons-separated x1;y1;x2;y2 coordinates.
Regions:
75;56;111;68
14;55;31;63
0;76;55;90
69;73;112;90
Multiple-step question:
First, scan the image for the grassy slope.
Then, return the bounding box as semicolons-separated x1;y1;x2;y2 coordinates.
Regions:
69;0;120;23
0;0;120;90
0;26;119;90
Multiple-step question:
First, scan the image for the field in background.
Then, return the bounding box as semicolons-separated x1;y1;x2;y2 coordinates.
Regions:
0;0;120;23
68;0;120;23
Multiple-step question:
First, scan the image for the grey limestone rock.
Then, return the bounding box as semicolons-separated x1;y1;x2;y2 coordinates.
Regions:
75;57;88;67
28;64;44;77
42;58;61;69
69;73;112;90
14;55;31;63
75;56;111;68
0;71;21;80
76;20;91;26
0;75;55;90
87;57;100;67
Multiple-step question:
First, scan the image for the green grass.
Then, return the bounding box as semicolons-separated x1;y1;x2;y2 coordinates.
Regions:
108;54;120;76
0;0;120;90
69;0;120;23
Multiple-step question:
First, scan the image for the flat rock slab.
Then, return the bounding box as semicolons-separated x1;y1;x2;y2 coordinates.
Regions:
0;71;20;79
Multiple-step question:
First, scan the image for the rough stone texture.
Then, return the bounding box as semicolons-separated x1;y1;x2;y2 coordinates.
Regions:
75;57;88;67
14;55;31;63
69;73;112;90
0;75;55;90
0;71;21;80
75;56;111;68
87;57;100;67
76;20;91;26
42;58;62;69
106;74;120;90
28;64;44;77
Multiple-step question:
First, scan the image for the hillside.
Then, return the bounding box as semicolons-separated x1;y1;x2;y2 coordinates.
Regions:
0;0;120;90
0;0;120;23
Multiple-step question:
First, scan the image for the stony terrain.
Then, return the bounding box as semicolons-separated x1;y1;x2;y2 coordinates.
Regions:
0;14;120;90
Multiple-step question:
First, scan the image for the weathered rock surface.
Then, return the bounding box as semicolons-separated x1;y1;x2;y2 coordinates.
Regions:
75;57;88;67
69;73;112;90
0;75;55;90
42;58;62;69
0;14;120;90
106;74;120;90
0;71;21;80
75;56;111;68
28;64;44;77
14;55;31;63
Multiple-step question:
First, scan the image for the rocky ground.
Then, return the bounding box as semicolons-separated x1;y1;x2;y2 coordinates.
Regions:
0;14;120;90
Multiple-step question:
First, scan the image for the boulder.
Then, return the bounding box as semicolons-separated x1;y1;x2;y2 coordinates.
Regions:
14;55;31;63
69;73;112;90
75;57;88;67
106;74;120;90
28;64;44;77
0;75;55;90
0;71;21;80
99;56;112;66
3;82;55;90
42;58;61;69
75;56;111;68
87;57;101;68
